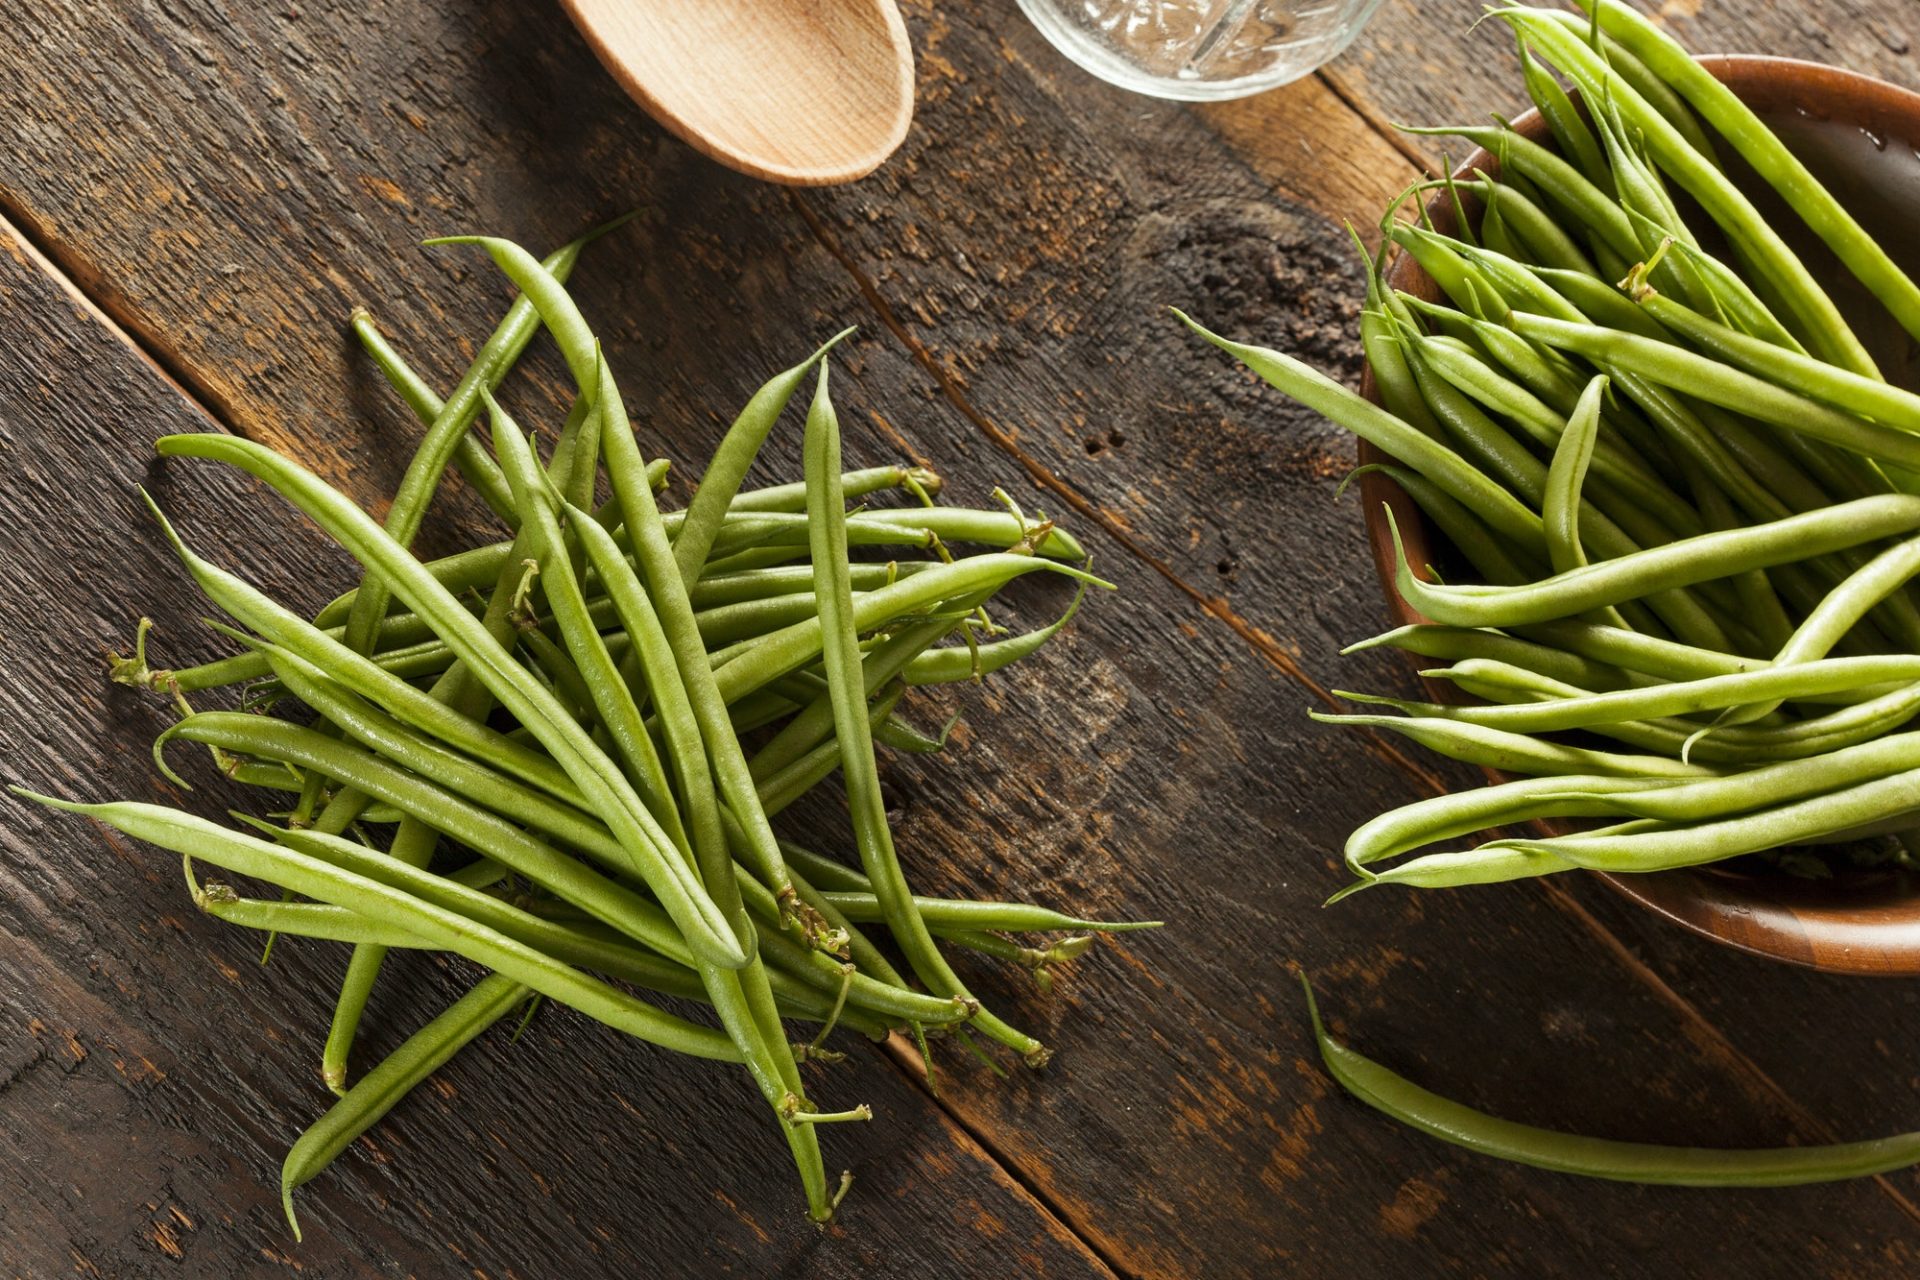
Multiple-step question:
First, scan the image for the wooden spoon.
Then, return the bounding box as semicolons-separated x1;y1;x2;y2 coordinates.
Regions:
558;0;915;186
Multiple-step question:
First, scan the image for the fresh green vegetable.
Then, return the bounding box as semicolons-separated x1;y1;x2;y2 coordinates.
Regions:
31;227;1139;1231
1188;3;1920;1191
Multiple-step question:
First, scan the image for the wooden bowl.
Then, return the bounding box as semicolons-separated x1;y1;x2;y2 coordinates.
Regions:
1359;55;1920;975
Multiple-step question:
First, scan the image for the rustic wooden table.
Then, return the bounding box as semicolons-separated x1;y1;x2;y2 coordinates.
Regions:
4;2;1920;1276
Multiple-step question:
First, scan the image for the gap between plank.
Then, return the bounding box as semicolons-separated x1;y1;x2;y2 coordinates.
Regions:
789;171;1920;1235
0;200;241;441
877;1033;1135;1280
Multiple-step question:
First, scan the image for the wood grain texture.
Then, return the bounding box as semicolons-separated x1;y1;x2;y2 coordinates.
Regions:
1;1;1920;1277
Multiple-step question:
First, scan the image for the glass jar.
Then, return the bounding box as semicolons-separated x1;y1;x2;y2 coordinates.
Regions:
1015;0;1387;101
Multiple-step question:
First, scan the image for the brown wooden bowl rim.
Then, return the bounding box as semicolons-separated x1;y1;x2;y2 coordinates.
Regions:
1357;54;1920;976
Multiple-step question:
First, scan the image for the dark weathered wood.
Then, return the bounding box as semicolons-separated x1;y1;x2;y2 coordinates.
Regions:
3;0;1920;1276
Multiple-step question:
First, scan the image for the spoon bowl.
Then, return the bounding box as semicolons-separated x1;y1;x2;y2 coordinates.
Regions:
559;0;915;186
1360;55;1920;975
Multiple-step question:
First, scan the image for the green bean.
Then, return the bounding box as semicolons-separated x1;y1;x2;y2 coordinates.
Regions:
1303;974;1920;1184
1510;313;1920;475
1348;624;1647;693
1361;257;1449;448
182;598;588;822
1640;293;1920;435
1357;465;1539;587
1578;0;1920;347
1343;774;1669;872
308;390;627;1089
1392;660;1920;763
1538;731;1920;827
16;792;739;1059
1177;312;1543;551
804;366;1039;1064
693;561;931;609
1516;35;1607;185
903;583;1087;686
701;509;1086;562
1412;653;1920;730
1543;375;1606;575
1311;712;1720;780
1515;618;1758;684
350;308;517;524
1388;496;1920;628
191;873;425;947
723;463;941;516
280;972;527;1240
672;331;851;583
206;368;610;1086
1491;770;1920;876
153;437;746;969
1507;10;1878;377
817;892;1157;935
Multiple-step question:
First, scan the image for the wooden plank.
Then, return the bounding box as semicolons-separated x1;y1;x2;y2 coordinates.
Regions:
0;222;1115;1280
2;1;1920;1276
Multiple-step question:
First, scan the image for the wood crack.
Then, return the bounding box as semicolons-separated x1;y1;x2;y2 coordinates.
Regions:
0;201;233;439
875;1036;1132;1280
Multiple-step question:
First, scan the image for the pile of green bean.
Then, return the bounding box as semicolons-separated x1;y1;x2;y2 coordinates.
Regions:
1188;1;1920;1185
1189;0;1920;895
14;225;1147;1232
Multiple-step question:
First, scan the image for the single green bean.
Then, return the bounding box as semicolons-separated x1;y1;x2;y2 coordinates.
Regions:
1177;312;1543;552
804;366;1040;1063
1388;496;1920;628
349;308;517;524
672;331;851;583
280;972;527;1240
1311;712;1721;780
1303;974;1920;1184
